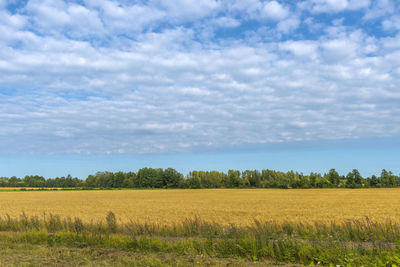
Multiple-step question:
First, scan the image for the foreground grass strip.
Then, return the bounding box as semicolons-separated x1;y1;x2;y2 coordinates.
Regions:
0;242;283;267
1;213;400;266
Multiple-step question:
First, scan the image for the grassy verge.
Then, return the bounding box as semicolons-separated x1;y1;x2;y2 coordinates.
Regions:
0;242;290;267
1;212;400;266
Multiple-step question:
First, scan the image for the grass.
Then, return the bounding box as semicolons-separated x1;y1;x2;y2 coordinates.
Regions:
0;242;286;266
1;212;400;266
1;189;400;224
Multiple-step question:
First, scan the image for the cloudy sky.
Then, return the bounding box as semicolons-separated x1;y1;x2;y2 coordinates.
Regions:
1;0;400;177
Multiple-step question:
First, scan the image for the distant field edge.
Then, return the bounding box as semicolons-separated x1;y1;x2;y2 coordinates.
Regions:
1;187;400;192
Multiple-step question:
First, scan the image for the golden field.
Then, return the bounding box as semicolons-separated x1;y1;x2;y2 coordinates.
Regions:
0;189;399;225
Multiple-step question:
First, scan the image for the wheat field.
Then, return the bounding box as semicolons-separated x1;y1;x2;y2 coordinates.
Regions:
0;189;399;225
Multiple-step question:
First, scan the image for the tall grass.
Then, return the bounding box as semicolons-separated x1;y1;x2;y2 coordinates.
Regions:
1;212;400;266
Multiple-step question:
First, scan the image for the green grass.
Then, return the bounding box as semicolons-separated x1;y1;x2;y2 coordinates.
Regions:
1;212;400;266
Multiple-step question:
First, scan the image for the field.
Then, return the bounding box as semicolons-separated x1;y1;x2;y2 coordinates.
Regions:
1;188;400;224
2;188;400;266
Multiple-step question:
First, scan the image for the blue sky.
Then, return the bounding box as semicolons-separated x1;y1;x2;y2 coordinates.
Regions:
1;0;400;178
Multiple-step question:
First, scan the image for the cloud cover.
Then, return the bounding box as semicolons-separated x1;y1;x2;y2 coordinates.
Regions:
0;0;399;154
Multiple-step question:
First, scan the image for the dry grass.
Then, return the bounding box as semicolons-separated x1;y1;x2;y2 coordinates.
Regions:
0;188;399;225
0;242;302;267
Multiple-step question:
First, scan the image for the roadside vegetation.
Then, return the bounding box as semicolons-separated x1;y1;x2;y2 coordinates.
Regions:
1;212;400;266
0;168;399;189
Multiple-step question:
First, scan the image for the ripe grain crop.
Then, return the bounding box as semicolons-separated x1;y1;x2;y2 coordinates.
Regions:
0;189;399;225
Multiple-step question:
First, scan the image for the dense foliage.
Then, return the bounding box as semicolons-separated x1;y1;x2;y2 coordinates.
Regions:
0;168;399;189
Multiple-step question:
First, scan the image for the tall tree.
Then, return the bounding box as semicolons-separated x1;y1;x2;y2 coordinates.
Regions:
326;168;340;186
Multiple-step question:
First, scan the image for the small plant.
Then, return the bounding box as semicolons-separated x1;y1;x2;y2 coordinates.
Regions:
73;217;84;233
106;211;117;233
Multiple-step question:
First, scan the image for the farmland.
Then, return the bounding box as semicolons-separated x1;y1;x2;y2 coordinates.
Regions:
1;189;400;224
2;188;400;266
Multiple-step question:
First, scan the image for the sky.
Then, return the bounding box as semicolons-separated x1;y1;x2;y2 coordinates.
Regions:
0;0;399;178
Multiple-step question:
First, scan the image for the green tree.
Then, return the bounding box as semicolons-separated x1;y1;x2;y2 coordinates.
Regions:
162;168;183;188
345;171;357;188
369;175;379;187
85;175;98;187
326;168;340;187
96;172;114;188
352;169;362;186
114;172;126;188
226;170;241;188
186;171;202;188
122;172;136;188
23;175;45;187
135;168;162;188
309;173;318;188
242;170;261;187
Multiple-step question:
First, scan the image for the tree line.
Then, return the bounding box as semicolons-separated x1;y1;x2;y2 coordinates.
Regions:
0;168;399;189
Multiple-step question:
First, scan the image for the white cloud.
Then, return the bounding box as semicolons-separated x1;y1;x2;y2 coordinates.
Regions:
303;17;325;33
26;0;70;28
321;38;357;63
152;0;219;21
382;34;400;49
382;15;400;31
213;16;241;28
303;0;369;13
279;40;318;59
2;29;400;154
261;1;290;20
347;0;370;10
277;16;300;33
0;0;399;155
25;0;105;37
26;0;167;37
308;0;349;12
364;0;396;20
66;4;104;37
228;0;292;22
0;10;27;30
227;0;263;19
